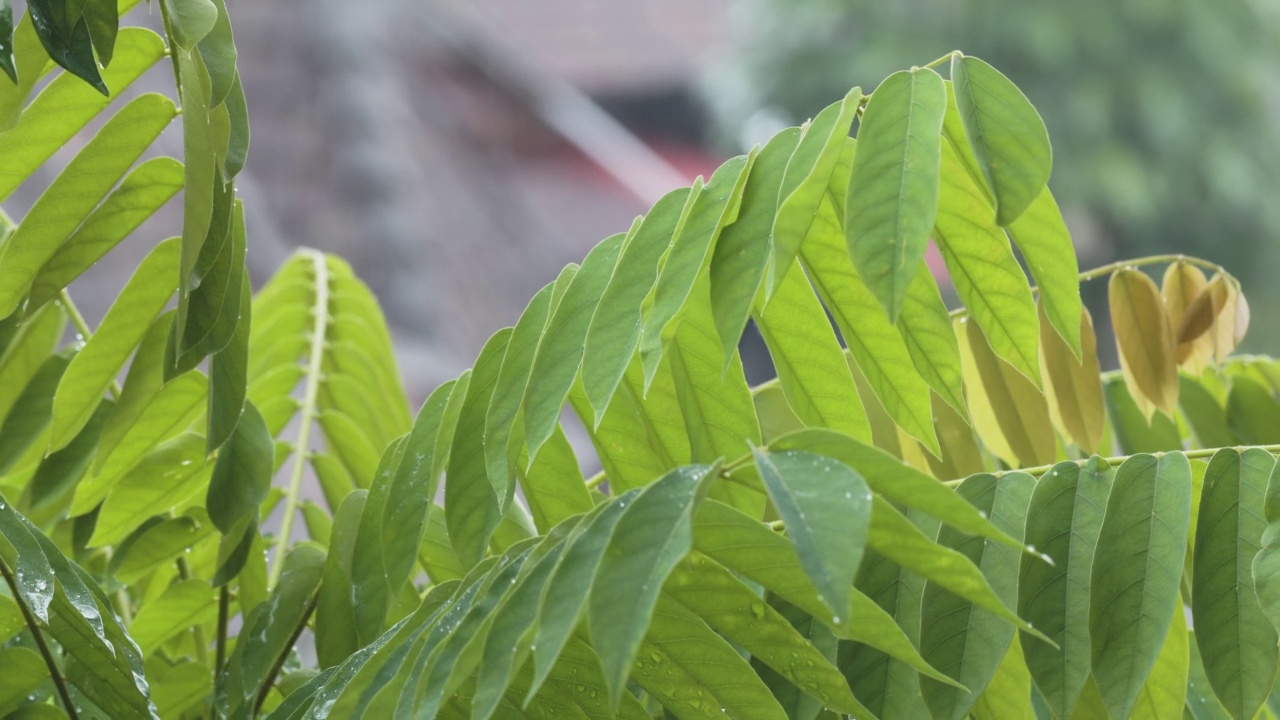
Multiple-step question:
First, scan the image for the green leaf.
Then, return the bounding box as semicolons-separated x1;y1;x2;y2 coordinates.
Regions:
179;189;244;359
950;54;1052;225
315;489;367;669
937;141;1041;384
24;397;113;526
1192;448;1278;720
163;0;217;49
867;496;1044;639
0;1;15;84
844;67;946;322
971;640;1035;720
49;237;179;450
26;0;105;93
710;128;800;366
1008;189;1081;356
0;647;48;716
956;315;1055;467
663;553;870;717
195;0;236;104
798;175;933;448
634;595;789;720
205;400;271;534
1227;375;1280;445
770;428;1019;547
1131;600;1189;720
0;350;71;477
1103;376;1181;454
1179;373;1235;449
769;87;860;296
0;92;177;316
756;257;876;447
523;232;625;468
920;472;1034;720
754;448;871;621
207;273;251;452
639;154;752;385
1091;452;1192;720
219;545;324;719
27;157;184;312
175;46;216;334
445;329;510;570
514;424;593;532
90;432;209;547
583;190;688;420
1018;458;1113;719
588;464;713;710
0;13;49;130
221;72;249;178
0;301;64;433
529;494;634;697
72;369;206;515
129;578;217;655
484;277;557;497
898;260;968;418
114;512;212;584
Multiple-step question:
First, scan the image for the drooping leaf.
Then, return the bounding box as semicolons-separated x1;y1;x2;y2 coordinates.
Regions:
709;128;800;366
1110;268;1178;418
1038;303;1105;453
752;260;875;441
1007;188;1081;358
588;464;713;710
0;92;177;316
1192;448;1278;720
896;262;968;418
920;472;1034;720
639;154;752;385
936;140;1041;384
445;329;511;570
205;400;271;534
1091;452;1192;720
523;233;625;468
1018;458;1113;719
769;87;860;296
950;53;1052;225
845;67;946;322
1163;260;1213;373
583;190;686;420
753;449;871;621
955;315;1055;467
207;273;251;452
218;545;324;719
49;237;179;451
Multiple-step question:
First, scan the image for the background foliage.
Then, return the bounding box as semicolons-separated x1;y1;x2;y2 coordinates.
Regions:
1;2;1280;720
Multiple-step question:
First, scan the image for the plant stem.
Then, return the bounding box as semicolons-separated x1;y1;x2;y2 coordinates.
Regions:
58;289;121;399
968;443;1280;483
585;471;607;489
252;592;319;715
0;557;80;720
215;585;229;674
921;50;960;70
949;254;1229;319
269;250;329;587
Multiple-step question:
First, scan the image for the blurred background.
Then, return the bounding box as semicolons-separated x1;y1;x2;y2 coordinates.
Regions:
14;0;1280;400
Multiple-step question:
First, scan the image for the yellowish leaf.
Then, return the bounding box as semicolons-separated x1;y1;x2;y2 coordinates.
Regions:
1110;269;1178;419
921;392;986;481
1039;301;1105;453
955;316;1055;468
1161;261;1213;373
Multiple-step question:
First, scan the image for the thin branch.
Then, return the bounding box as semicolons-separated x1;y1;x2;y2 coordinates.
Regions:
949;253;1231;319
215;585;229;675
269;249;329;587
966;443;1280;484
252;592;319;715
0;557;80;720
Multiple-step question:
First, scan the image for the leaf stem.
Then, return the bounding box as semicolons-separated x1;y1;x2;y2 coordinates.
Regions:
269;250;329;587
921;50;960;71
585;471;607;489
944;443;1280;484
0;557;80;720
252;592;319;715
948;254;1230;319
58;289;121;399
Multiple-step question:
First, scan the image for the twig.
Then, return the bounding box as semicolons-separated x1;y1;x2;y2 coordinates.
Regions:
0;557;79;720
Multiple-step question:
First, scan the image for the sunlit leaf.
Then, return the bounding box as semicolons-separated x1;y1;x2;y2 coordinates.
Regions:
1038;303;1105;453
1110;268;1178;418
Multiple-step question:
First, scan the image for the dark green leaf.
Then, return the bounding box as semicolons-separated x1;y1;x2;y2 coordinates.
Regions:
1192;448;1278;720
1091;452;1192;719
315;489;367;669
205;400;271;533
950;54;1052;225
207;273;251;452
1104;376;1181;454
1018;458;1113;719
588;464;713;710
27;0;105;93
